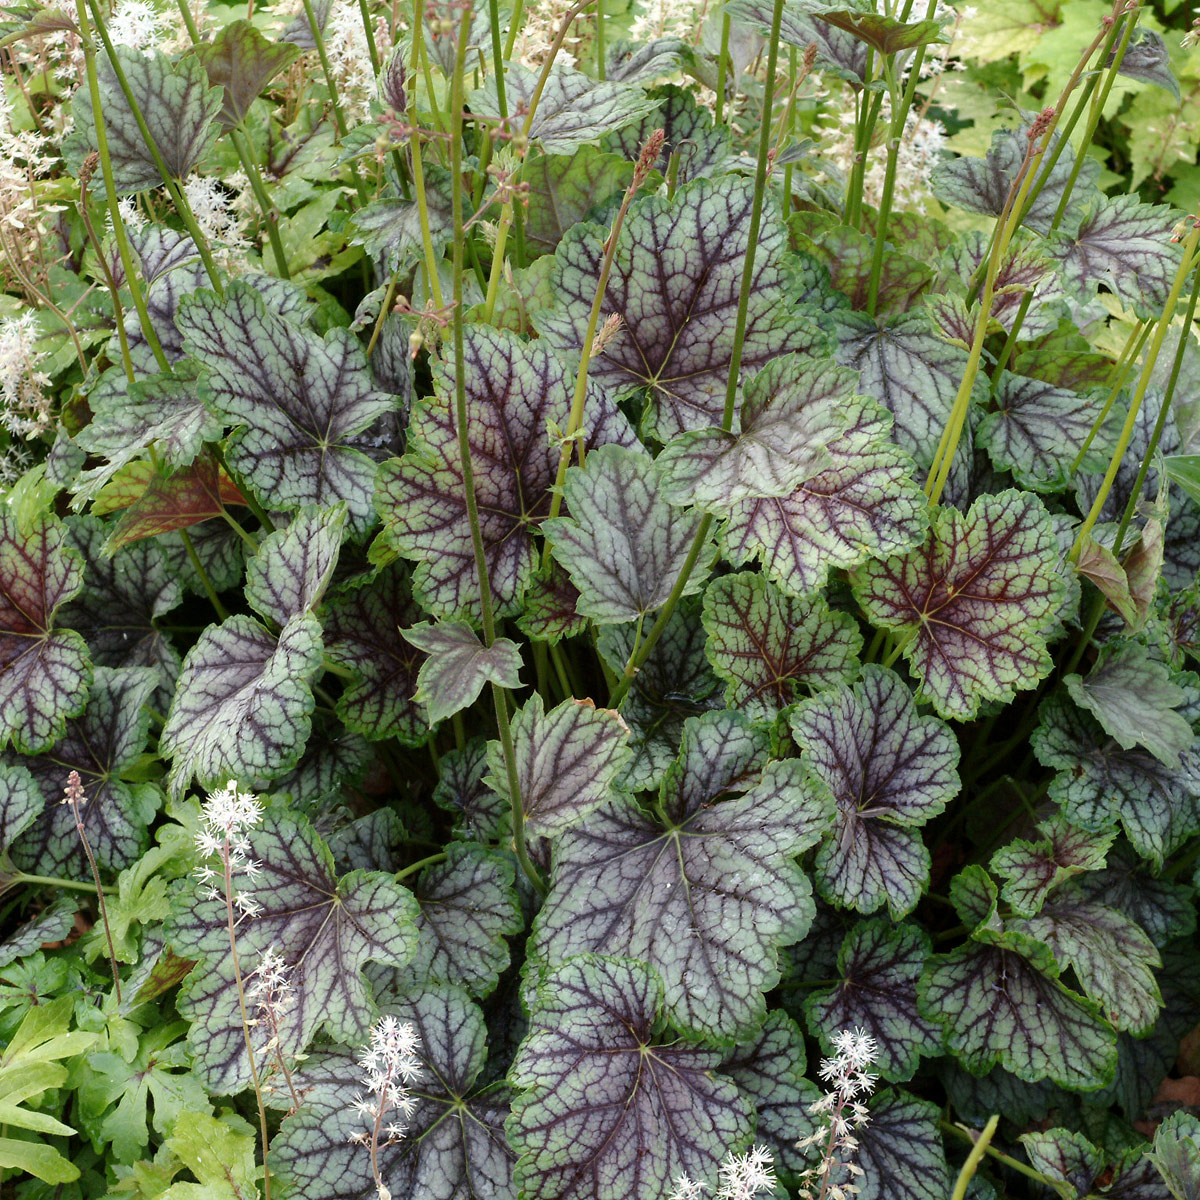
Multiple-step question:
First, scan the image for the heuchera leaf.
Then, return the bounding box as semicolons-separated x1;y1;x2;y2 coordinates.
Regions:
271;985;514;1200
793;220;934;314
790;666;959;917
0;512;91;755
853;490;1066;721
1147;1111;1200;1200
1020;1129;1106;1199
536;175;828;442
402;622;524;727
432;741;508;842
990;816;1116;917
193;20;301;127
721;392;927;597
64;46;222;192
509;956;752;1200
602;85;731;184
545;445;715;624
159;613;323;796
0;763;41;863
516;565;588;645
483;693;630;838
701;573;862;721
177;281;397;532
520;147;632;259
531;712;831;1038
806;920;941;1083
168;806;419;1094
377;325;634;621
726;0;868;83
785;0;946;55
244;506;346;627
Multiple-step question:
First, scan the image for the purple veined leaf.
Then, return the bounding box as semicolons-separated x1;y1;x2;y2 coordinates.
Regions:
601;84;731;184
376;324;636;622
159;518;245;599
778;0;947;56
1032;693;1200;868
177;281;398;534
1113;28;1180;100
721;393;928;598
544;445;715;624
978;372;1115;494
432;740;509;843
484;693;631;839
1064;643;1195;769
805;919;942;1083
352;189;454;274
62;46;222;192
532;712;832;1039
1071;845;1195;948
788;666;959;917
597;598;722;790
702;573;862;722
7;666;161;879
0;763;42;861
192;19;301;128
655;355;857;516
990;815;1116;918
168;806;419;1094
402;622;524;728
321;564;427;745
1047;193;1183;318
1020;1129;1107;1199
0;511;91;755
509;955;753;1200
1013;897;1162;1035
516;565;587;646
0;896;78;972
1166;585;1200;668
471;61;657;154
1012;325;1115;393
265;720;372;813
520;146;633;260
270;984;514;1200
280;0;329;47
726;0;868;83
377;45;406;112
115;227;206;372
853;490;1066;722
603;36;686;82
244;505;347;627
159;612;323;797
1147;1111;1200;1200
327;808;406;874
535;174;830;442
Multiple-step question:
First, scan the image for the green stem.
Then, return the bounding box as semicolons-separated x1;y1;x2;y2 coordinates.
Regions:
10;872;108;894
180;527;228;620
715;15;731;123
504;0;526;59
410;0;446;311
595;0;605;78
1069;318;1152;477
942;1122;1072;1199
231;127;290;279
395;851;447;881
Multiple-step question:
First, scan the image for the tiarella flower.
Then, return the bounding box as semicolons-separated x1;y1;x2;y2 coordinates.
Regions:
193;781;264;916
666;1146;777;1200
325;0;391;122
182;175;250;270
105;0;166;49
0;310;51;438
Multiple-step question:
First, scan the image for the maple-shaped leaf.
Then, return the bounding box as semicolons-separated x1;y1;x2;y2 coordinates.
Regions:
159;613;323;797
726;0;868;83
532;712;831;1038
64;46;221;191
1032;694;1200;867
702;573;861;721
7;666;160;879
271;984;514;1200
484;693;630;839
193;19;301;127
1013;898;1162;1035
978;372;1114;493
990;816;1115;917
328;808;406;874
544;445;713;624
401;622;523;727
789;666;959;916
536;174;828;442
244;506;346;627
473;61;656;154
177;281;396;533
521;146;632;259
509;955;752;1200
1113;28;1179;98
854;490;1066;721
655;355;855;515
322;565;426;744
377;325;635;621
0;512;91;755
432;741;508;842
602;84;731;184
1048;194;1183;317
1064;643;1195;768
168;806;419;1094
1148;1112;1200;1200
721;394;927;598
1020;1129;1106;1199
805;920;941;1082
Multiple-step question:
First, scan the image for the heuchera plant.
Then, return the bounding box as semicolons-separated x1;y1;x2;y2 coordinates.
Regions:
2;0;1200;1196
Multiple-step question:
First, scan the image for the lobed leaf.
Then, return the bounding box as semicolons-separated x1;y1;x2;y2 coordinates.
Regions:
193;20;301;128
403;622;524;727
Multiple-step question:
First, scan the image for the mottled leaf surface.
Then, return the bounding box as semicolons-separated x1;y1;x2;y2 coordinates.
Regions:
244;506;345;627
403;622;524;727
991;816;1116;917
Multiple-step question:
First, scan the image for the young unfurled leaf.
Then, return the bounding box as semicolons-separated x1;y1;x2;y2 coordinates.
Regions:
702;573;862;721
781;0;947;55
854;490;1066;721
655;355;855;515
721;394;927;597
545;445;714;624
159;613;323;796
0;512;91;755
509;956;753;1200
484;693;630;838
64;47;222;191
790;667;959;917
536;175;828;442
193;20;301;127
244;506;346;627
521;147;632;259
322;565;426;744
402;622;524;727
177;281;396;532
377;325;635;621
532;712;831;1039
169;806;419;1094
1064;643;1195;768
990;816;1116;917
